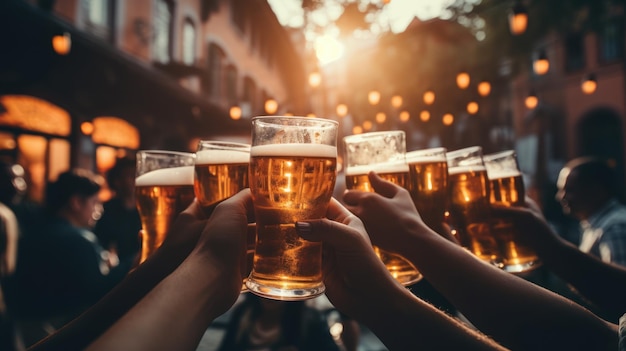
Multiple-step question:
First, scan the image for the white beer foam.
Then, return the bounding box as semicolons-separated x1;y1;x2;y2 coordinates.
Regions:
406;154;446;164
345;162;409;176
196;149;250;164
486;169;521;179
448;165;486;175
250;144;336;158
135;166;194;186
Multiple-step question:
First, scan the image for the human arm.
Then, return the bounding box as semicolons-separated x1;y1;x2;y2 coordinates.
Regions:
28;200;215;351
85;189;252;351
491;202;626;321
296;199;507;351
342;172;617;351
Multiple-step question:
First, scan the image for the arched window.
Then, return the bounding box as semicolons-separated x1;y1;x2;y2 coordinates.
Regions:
182;18;196;65
205;43;226;101
153;0;174;63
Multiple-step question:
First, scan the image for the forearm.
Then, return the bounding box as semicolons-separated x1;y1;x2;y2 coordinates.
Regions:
539;236;626;316
85;251;232;351
401;228;617;350
29;244;192;351
363;285;507;351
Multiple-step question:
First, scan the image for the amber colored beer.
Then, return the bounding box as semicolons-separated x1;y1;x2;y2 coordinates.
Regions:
345;162;422;285
247;144;336;298
407;157;448;229
135;166;195;263
488;171;540;272
194;148;249;209
447;166;500;264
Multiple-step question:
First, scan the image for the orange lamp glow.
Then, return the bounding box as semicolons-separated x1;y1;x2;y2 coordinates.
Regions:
467;102;479;115
368;90;381;106
229;106;242;120
80;121;94;135
477;81;491;97
456;72;470;89
363;120;373;131
423;91;435;105
264;99;278;114
391;95;403;108
336;103;348;117
399;111;410;122
52;32;71;55
581;74;597;94
420;110;430;122
442;113;454;126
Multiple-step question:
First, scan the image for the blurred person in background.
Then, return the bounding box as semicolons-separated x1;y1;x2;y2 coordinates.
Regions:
0;161;26;350
12;169;131;347
94;157;141;266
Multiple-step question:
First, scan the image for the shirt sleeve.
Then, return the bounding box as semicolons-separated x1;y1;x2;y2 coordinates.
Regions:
598;222;626;267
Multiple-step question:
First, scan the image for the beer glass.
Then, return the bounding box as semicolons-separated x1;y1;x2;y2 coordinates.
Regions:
484;150;541;273
194;140;253;291
246;116;338;300
135;150;195;264
406;147;449;234
446;146;500;266
343;131;422;286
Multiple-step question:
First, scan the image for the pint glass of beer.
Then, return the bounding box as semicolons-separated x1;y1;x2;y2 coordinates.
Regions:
135;150;195;264
194;140;250;210
406;147;449;233
194;140;253;290
246;116;338;300
446;146;500;265
484;150;540;273
343;131;422;286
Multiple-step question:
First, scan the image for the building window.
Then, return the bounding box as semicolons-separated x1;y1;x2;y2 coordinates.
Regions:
599;19;624;64
182;18;196;65
243;76;257;115
230;0;246;33
564;32;585;72
82;0;112;41
226;65;238;105
153;0;174;64
206;44;226;101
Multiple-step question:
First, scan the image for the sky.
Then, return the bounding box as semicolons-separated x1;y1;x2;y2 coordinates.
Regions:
267;0;454;34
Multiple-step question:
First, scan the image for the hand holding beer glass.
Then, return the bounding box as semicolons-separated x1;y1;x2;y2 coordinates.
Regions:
406;147;449;235
484;150;541;273
246;116;338;300
135;150;195;264
343;131;422;286
194;140;254;291
446;146;500;266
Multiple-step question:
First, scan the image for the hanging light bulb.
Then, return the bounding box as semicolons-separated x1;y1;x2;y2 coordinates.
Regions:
525;90;538;109
477;81;491;97
420;110;431;122
336;103;348;117
581;73;597;94
467;102;479;115
375;112;386;124
391;95;403;108
399;111;410;122
52;32;72;55
363;120;373;131
442;113;454;126
533;50;549;75
264;98;278;114
423;91;435;105
368;90;381;106
509;0;528;35
229;105;242;120
456;72;470;89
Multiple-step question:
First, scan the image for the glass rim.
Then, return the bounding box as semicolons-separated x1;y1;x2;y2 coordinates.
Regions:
483;149;516;162
445;146;482;160
406;147;447;159
197;140;251;150
343;130;405;143
136;150;196;158
251;115;338;126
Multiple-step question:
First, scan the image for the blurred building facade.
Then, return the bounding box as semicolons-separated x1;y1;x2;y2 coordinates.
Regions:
511;15;625;208
0;0;307;202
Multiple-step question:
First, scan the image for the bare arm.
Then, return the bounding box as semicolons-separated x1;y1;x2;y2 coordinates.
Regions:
85;191;251;351
492;203;626;321
343;172;617;351
297;200;508;351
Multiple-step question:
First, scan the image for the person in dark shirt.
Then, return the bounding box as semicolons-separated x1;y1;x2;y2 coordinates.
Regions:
94;157;141;265
13;169;131;347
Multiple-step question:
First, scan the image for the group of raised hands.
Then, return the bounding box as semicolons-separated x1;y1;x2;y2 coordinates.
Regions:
32;172;621;351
